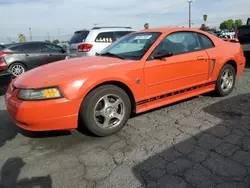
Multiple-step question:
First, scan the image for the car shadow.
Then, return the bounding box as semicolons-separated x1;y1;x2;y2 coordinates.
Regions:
0;157;52;188
0;109;72;148
133;93;250;187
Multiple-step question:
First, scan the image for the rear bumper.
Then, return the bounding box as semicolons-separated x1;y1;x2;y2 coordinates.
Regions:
4;86;82;131
237;55;246;77
0;71;12;91
241;44;250;52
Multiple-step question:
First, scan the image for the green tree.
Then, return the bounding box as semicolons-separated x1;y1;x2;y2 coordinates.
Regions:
45;40;51;43
200;24;209;31
52;39;60;45
234;19;243;29
219;19;243;30
18;34;26;42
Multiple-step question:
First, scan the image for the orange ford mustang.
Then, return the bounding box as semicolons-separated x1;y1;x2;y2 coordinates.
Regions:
5;28;246;136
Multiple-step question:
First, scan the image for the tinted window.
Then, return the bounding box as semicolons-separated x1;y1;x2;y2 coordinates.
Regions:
40;43;62;52
153;32;202;56
0;45;5;51
95;32;115;43
69;30;90;44
199;34;214;49
9;44;23;51
114;31;134;41
13;43;41;52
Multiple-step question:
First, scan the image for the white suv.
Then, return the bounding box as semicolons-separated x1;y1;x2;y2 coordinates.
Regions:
67;27;135;58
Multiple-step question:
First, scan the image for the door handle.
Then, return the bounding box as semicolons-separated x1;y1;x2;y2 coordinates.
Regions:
25;53;29;57
197;56;205;60
47;53;52;56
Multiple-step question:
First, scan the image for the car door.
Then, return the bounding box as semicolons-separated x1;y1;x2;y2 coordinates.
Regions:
144;31;210;99
40;43;67;64
16;43;47;69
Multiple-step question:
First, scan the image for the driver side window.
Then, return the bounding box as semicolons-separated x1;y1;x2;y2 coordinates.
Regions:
152;32;202;57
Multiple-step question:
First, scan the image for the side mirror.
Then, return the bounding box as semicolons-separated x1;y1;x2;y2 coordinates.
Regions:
153;51;173;59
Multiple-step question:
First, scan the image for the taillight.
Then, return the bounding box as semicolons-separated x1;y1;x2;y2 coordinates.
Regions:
0;60;8;71
0;51;11;70
78;44;93;52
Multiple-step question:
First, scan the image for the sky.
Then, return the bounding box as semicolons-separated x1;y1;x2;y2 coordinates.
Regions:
0;0;250;43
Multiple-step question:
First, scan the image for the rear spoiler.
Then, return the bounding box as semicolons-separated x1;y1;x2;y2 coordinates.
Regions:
222;38;239;43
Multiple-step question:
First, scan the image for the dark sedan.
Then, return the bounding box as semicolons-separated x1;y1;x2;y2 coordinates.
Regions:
0;60;12;94
0;42;67;77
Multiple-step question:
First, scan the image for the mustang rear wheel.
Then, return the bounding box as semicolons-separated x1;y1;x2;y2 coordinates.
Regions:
79;85;131;136
215;64;236;97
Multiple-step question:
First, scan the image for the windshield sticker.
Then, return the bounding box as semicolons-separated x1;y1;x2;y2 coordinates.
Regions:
135;35;152;40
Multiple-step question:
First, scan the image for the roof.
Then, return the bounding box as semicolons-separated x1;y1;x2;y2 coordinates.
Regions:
5;41;61;46
139;27;205;33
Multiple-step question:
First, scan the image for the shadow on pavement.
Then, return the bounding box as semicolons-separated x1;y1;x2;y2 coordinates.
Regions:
133;93;250;187
0;157;52;188
0;109;72;148
0;110;19;148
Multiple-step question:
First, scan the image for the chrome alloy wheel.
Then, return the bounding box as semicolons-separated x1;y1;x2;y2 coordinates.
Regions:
93;94;125;129
11;64;25;76
220;69;234;92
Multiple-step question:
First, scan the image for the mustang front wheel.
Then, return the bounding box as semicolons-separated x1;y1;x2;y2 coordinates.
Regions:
79;85;131;136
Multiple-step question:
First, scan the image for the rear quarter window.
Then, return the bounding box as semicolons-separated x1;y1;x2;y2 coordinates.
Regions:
198;34;215;49
9;45;23;52
95;32;115;43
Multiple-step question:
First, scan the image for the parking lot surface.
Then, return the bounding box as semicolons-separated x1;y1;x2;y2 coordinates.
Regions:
1;59;250;188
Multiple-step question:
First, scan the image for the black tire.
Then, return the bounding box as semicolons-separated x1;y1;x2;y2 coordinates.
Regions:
9;62;27;77
215;64;236;97
79;85;131;137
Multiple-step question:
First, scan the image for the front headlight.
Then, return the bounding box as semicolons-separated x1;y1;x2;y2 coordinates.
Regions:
17;87;63;100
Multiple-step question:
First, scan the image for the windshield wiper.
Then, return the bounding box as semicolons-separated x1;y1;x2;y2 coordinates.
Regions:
99;52;125;59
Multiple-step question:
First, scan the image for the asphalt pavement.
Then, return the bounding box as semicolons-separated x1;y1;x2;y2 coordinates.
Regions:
0;57;250;188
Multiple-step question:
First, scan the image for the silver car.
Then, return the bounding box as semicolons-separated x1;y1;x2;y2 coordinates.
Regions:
67;26;135;58
1;42;67;77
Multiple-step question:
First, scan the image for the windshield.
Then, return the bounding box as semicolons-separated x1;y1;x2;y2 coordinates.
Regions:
99;32;161;60
69;30;90;44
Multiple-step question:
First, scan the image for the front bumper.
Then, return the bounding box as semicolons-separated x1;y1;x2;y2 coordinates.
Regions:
4;85;82;131
0;71;12;91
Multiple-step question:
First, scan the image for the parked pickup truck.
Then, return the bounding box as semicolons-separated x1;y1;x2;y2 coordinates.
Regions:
236;18;250;52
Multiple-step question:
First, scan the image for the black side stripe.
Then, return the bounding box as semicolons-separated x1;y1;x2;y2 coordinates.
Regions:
136;81;216;106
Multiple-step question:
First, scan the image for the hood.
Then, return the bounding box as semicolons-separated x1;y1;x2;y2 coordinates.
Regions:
14;56;128;88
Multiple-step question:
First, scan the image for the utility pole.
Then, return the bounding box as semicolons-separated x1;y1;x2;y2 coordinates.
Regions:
57;28;60;39
29;28;32;41
188;1;193;28
47;32;50;41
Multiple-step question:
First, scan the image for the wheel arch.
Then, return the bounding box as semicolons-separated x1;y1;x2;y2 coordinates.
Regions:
224;60;237;75
9;61;28;69
81;80;137;113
